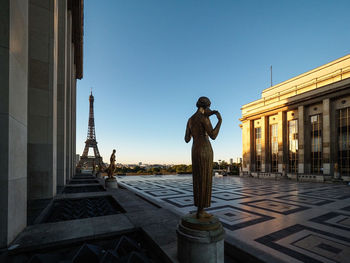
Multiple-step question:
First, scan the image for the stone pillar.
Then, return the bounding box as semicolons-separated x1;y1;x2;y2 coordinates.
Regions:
242;120;255;173
72;73;77;175
298;106;305;174
70;46;75;177
28;0;58;200
57;0;67;186
277;111;287;173
261;116;268;172
322;99;331;175
72;77;77;171
250;120;255;172
0;0;28;246
304;107;312;174
65;10;72;180
241;121;251;173
330;101;337;178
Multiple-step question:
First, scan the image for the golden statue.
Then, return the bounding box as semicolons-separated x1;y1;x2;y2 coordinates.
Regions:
107;149;116;179
185;97;222;219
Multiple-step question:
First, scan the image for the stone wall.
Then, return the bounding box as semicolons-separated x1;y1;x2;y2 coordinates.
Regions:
0;0;83;247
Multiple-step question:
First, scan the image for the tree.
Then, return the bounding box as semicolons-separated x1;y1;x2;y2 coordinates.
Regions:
220;161;228;170
152;167;160;173
133;166;141;172
166;166;176;173
186;165;192;173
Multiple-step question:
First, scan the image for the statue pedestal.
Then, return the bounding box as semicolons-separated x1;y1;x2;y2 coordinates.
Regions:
177;213;224;263
105;178;118;189
334;172;340;179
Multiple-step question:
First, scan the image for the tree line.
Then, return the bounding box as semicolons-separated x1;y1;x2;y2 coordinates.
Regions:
114;162;241;175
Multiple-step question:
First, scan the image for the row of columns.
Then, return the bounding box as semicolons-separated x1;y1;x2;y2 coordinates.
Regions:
243;99;332;176
0;0;78;247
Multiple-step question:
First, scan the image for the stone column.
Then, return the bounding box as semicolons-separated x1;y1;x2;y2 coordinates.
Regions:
65;10;72;180
261;116;268;172
242;120;252;173
322;99;331;175
304;107;312;174
57;0;67;186
330;101;337;178
0;0;28;246
70;46;75;177
71;74;76;175
277;111;287;173
298;106;305;174
28;0;58;200
72;77;77;172
250;120;255;172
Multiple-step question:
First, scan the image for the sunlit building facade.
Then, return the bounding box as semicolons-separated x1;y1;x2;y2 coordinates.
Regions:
240;54;350;182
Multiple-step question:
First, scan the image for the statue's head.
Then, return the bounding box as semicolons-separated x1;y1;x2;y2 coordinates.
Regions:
113;149;116;153
196;96;211;109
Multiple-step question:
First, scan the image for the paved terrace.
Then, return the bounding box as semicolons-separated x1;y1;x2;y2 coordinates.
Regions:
118;175;350;263
1;173;182;263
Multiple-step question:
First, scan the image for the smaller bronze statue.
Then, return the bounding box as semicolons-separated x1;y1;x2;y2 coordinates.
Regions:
92;160;96;174
107;149;116;179
185;97;222;219
334;162;339;173
98;162;103;172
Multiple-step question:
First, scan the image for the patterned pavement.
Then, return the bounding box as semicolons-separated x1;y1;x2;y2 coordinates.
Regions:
118;175;350;263
43;195;124;223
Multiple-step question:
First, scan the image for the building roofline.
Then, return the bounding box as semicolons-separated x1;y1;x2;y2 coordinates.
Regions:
241;54;350;110
240;77;350;121
262;54;350;96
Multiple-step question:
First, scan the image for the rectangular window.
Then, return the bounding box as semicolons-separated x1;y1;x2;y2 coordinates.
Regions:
288;120;298;173
270;124;278;172
311;114;322;174
338;107;350;176
255;127;262;172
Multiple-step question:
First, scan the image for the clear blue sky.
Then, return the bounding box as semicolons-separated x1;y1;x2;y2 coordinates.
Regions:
76;0;350;164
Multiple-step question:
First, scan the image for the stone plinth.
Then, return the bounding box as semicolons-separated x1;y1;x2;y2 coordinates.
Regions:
105;178;118;189
177;214;224;263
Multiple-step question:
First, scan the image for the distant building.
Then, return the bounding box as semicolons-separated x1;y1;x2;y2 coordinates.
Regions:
240;54;350;182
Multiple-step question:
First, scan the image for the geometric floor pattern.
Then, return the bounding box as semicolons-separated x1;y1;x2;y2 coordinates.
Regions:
62;185;106;193
118;175;350;263
43;196;125;223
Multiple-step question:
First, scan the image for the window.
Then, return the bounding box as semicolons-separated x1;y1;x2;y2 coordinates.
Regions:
270;124;278;172
288;120;298;173
255;127;262;172
311;114;322;174
338;107;350;176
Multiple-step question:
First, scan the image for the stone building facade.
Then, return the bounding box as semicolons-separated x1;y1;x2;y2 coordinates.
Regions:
0;0;83;247
240;54;350;182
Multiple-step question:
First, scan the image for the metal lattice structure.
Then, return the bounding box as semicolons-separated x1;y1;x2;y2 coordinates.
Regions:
76;92;106;171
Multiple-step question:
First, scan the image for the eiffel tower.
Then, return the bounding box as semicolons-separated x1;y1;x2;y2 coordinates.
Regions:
76;92;106;171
